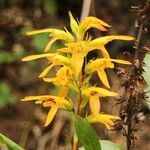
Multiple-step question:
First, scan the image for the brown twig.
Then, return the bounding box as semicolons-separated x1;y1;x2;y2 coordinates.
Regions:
120;1;150;150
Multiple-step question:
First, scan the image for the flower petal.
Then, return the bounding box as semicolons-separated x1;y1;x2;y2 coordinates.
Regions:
97;69;110;88
50;29;74;42
45;106;58;126
21;95;52;101
79;17;111;38
44;38;58;52
22;53;70;67
86;45;110;58
47;54;70;66
68;11;79;34
71;53;84;78
82;87;118;97
27;28;74;43
90;35;134;48
39;64;54;78
43;101;56;107
85;58;114;74
26;29;53;35
111;59;132;65
22;53;54;61
43;66;73;86
87;114;120;130
89;96;100;114
98;46;110;58
43;77;56;83
57;47;72;53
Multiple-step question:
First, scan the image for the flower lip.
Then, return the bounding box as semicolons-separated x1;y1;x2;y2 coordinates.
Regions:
42;98;56;104
90;91;98;96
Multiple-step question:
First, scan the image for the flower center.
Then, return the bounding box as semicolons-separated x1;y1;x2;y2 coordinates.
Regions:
69;42;86;54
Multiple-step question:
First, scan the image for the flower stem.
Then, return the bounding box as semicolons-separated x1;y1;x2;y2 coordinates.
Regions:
73;72;83;150
72;133;78;150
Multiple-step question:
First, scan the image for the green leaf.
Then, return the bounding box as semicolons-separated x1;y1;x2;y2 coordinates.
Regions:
0;133;24;150
72;113;101;150
100;140;123;150
79;140;123;150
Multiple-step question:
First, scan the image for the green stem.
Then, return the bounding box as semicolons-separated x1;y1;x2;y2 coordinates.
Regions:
73;72;83;150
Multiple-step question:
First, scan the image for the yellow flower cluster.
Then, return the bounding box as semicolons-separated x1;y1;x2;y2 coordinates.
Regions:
22;12;134;129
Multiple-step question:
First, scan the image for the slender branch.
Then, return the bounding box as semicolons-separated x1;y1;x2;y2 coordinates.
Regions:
126;14;144;150
126;96;133;150
134;23;143;60
125;1;149;149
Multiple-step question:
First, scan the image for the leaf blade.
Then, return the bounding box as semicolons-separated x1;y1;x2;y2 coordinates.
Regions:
79;140;123;150
0;133;24;150
72;113;101;150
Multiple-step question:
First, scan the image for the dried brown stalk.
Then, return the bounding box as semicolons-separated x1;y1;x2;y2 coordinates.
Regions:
117;1;150;150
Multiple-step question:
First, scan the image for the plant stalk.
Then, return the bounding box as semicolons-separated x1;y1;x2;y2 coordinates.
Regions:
73;73;83;150
126;99;132;150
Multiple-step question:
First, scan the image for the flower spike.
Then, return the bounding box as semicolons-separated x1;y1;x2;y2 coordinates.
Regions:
22;12;134;130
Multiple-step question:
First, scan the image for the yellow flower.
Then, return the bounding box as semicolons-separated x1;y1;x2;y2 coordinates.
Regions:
88;35;134;58
26;28;74;52
57;41;89;78
85;58;131;88
21;95;73;126
22;53;70;78
87;113;120;130
43;66;73;97
68;11;111;40
57;35;134;78
43;66;73;86
81;87;118;114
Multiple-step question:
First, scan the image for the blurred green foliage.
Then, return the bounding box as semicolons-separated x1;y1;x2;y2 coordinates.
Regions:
0;49;25;64
20;27;33;36
32;33;50;53
0;35;25;64
0;82;17;108
31;33;64;53
0;0;6;8
44;0;57;15
0;37;5;48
